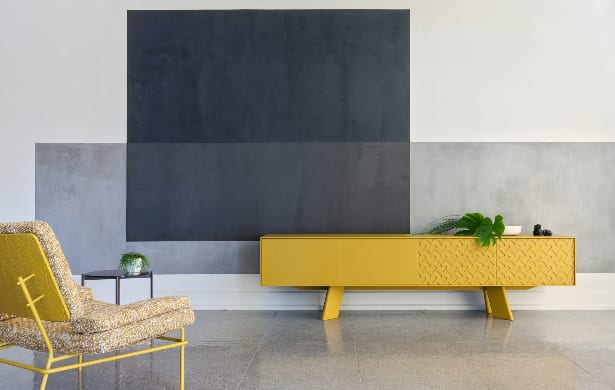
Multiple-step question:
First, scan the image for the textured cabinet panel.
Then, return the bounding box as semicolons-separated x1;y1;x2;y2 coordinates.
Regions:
497;238;575;285
339;239;418;285
418;239;496;285
260;238;339;285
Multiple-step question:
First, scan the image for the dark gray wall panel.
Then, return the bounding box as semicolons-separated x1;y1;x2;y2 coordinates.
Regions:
127;10;409;143
37;142;615;273
410;143;615;273
127;142;410;241
35;144;259;274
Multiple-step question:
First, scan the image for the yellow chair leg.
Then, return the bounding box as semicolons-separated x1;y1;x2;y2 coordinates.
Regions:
180;328;185;390
40;374;49;390
482;287;492;314
484;286;513;321
322;286;344;320
180;345;185;390
78;354;83;388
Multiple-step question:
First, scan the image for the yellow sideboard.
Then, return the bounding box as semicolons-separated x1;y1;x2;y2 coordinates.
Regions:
260;234;575;320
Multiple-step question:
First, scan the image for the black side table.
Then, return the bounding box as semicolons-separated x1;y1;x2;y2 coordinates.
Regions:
81;269;154;305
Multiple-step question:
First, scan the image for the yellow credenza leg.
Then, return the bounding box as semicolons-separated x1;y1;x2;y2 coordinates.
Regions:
482;287;492;314
484;286;513;321
322;286;344;320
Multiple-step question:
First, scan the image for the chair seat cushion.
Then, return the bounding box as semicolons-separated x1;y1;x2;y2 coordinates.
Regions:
72;296;191;334
0;307;194;355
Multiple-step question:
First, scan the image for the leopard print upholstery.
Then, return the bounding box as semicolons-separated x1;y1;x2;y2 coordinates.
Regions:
0;308;194;354
73;296;192;334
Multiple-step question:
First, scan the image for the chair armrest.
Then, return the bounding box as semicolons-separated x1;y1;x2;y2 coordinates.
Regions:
75;284;94;302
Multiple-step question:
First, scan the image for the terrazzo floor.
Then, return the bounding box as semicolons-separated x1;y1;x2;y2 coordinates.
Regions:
1;310;615;389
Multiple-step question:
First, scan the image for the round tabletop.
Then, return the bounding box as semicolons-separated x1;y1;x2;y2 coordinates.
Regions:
82;269;153;279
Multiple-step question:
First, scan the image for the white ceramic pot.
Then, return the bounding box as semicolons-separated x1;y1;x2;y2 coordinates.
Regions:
124;258;142;276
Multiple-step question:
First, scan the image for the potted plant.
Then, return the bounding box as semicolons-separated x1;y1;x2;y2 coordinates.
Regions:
119;252;150;276
420;212;505;247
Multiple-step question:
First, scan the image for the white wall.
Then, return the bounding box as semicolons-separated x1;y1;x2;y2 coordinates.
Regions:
1;0;614;219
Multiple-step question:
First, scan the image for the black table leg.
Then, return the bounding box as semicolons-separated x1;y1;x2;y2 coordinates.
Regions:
82;270;153;306
116;276;120;305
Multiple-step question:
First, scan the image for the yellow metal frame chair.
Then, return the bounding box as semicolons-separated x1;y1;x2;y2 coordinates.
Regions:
0;222;194;390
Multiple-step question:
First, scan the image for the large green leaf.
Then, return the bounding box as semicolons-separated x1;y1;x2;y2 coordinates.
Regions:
493;215;505;239
474;217;494;247
454;213;505;247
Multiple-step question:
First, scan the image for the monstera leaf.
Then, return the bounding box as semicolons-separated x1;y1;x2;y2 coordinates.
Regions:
455;213;505;247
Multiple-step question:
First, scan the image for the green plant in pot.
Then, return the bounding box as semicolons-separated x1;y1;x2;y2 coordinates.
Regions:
119;252;150;276
421;212;505;247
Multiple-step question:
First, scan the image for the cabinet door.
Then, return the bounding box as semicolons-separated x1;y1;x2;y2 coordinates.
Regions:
260;238;339;286
497;238;575;285
339;239;418;285
418;239;496;285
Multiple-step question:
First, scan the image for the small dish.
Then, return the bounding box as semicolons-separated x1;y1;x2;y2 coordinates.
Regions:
503;225;522;235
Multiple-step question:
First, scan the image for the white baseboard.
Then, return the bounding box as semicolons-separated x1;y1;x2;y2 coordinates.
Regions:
74;273;615;311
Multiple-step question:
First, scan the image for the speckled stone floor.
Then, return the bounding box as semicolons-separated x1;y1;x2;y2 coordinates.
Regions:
2;310;615;389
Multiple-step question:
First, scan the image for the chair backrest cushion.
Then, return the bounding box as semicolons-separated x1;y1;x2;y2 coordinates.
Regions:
0;222;84;319
0;233;70;321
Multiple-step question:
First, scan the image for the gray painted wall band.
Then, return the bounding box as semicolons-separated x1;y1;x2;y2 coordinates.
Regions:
410;142;615;273
36;142;614;273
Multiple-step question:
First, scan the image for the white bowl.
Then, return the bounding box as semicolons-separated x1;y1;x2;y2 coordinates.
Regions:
503;225;522;235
